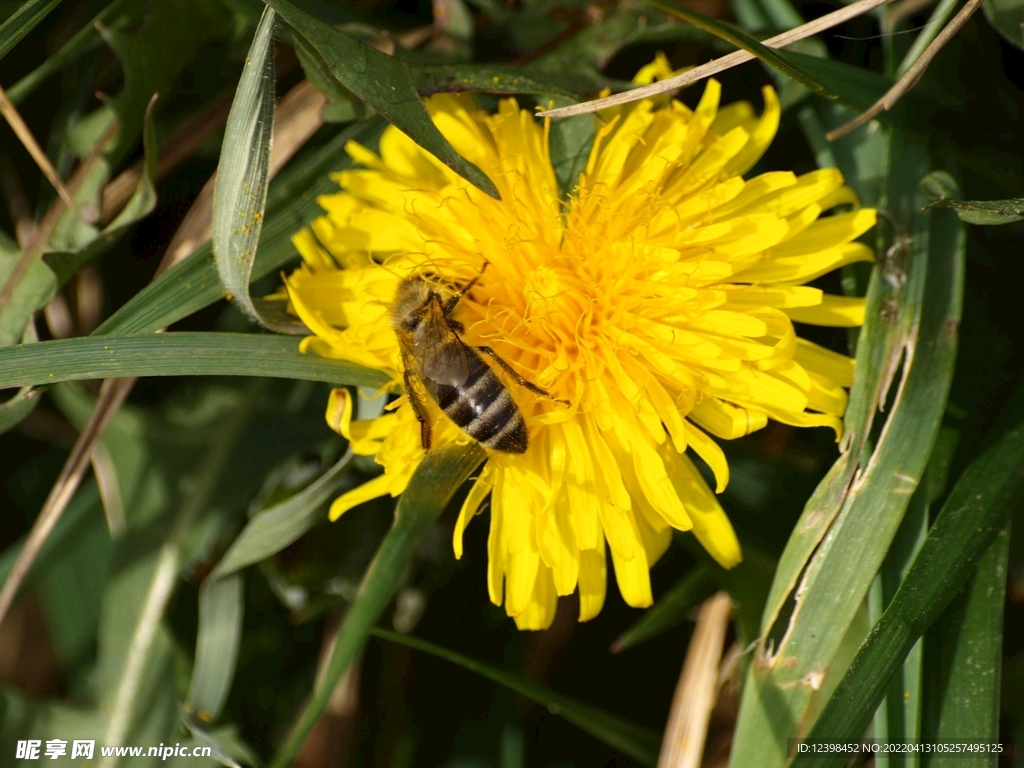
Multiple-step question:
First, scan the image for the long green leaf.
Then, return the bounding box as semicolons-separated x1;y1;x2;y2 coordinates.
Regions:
373;628;662;766
213;6;302;335
799;422;1024;763
0;332;390;389
870;485;929;767
730;146;966;767
270;442;485;768
639;0;839;100
0;0;62;61
265;0;499;198
921;526;1009;762
93;118;384;337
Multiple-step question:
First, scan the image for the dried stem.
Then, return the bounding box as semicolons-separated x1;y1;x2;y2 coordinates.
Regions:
0;377;136;627
657;592;733;768
826;0;984;140
538;0;893;118
0;83;78;212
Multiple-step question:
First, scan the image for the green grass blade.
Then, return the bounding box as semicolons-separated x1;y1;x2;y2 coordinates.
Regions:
266;0;499;198
871;485;929;767
0;0;62;61
0;332;391;389
93;118;383;337
213;450;355;578
799;423;1024;763
639;0;839;100
611;564;715;653
185;573;244;727
730;142;966;768
921;526;1009;760
213;6;301;335
269;443;485;768
372;628;662;766
921;528;1007;765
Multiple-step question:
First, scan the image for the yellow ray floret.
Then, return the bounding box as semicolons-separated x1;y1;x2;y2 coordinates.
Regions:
283;77;874;630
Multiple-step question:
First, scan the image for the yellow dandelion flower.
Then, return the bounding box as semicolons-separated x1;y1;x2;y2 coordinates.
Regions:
283;78;874;630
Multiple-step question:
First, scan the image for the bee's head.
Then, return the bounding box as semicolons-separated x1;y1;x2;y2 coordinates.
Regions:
391;276;434;332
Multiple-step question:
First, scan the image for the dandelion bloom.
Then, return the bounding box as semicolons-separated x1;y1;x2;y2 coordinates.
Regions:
283;75;874;630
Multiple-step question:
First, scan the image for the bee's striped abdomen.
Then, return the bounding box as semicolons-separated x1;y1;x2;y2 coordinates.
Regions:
434;354;528;454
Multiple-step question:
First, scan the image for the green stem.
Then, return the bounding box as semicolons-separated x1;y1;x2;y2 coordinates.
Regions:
269;443;484;768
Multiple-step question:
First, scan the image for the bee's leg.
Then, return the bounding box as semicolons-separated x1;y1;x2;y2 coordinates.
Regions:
474;346;570;405
443;260;490;315
403;367;433;450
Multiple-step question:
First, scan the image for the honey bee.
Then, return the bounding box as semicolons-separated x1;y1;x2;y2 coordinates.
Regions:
391;267;560;454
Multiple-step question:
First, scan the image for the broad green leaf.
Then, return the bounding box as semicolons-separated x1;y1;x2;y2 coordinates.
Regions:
270;443;485;768
730;147;966;767
921;526;1009;761
291;31;369;124
213;6;303;335
639;0;839;100
265;0;499;198
184;451;354;735
983;0;1024;48
0;332;390;390
373;628;662;767
94;118;384;337
611;563;714;653
0;0;62;62
800;420;1024;760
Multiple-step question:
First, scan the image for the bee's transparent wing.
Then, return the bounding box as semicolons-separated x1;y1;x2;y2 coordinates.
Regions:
418;315;471;386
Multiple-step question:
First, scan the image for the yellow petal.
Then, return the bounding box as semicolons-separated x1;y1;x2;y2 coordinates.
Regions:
454;463;494;559
785;295;866;327
664;449;741;568
328;474;391;521
577;545;607;622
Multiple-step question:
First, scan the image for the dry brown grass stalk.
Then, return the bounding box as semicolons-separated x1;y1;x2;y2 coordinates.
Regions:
538;0;893;118
657;591;733;768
